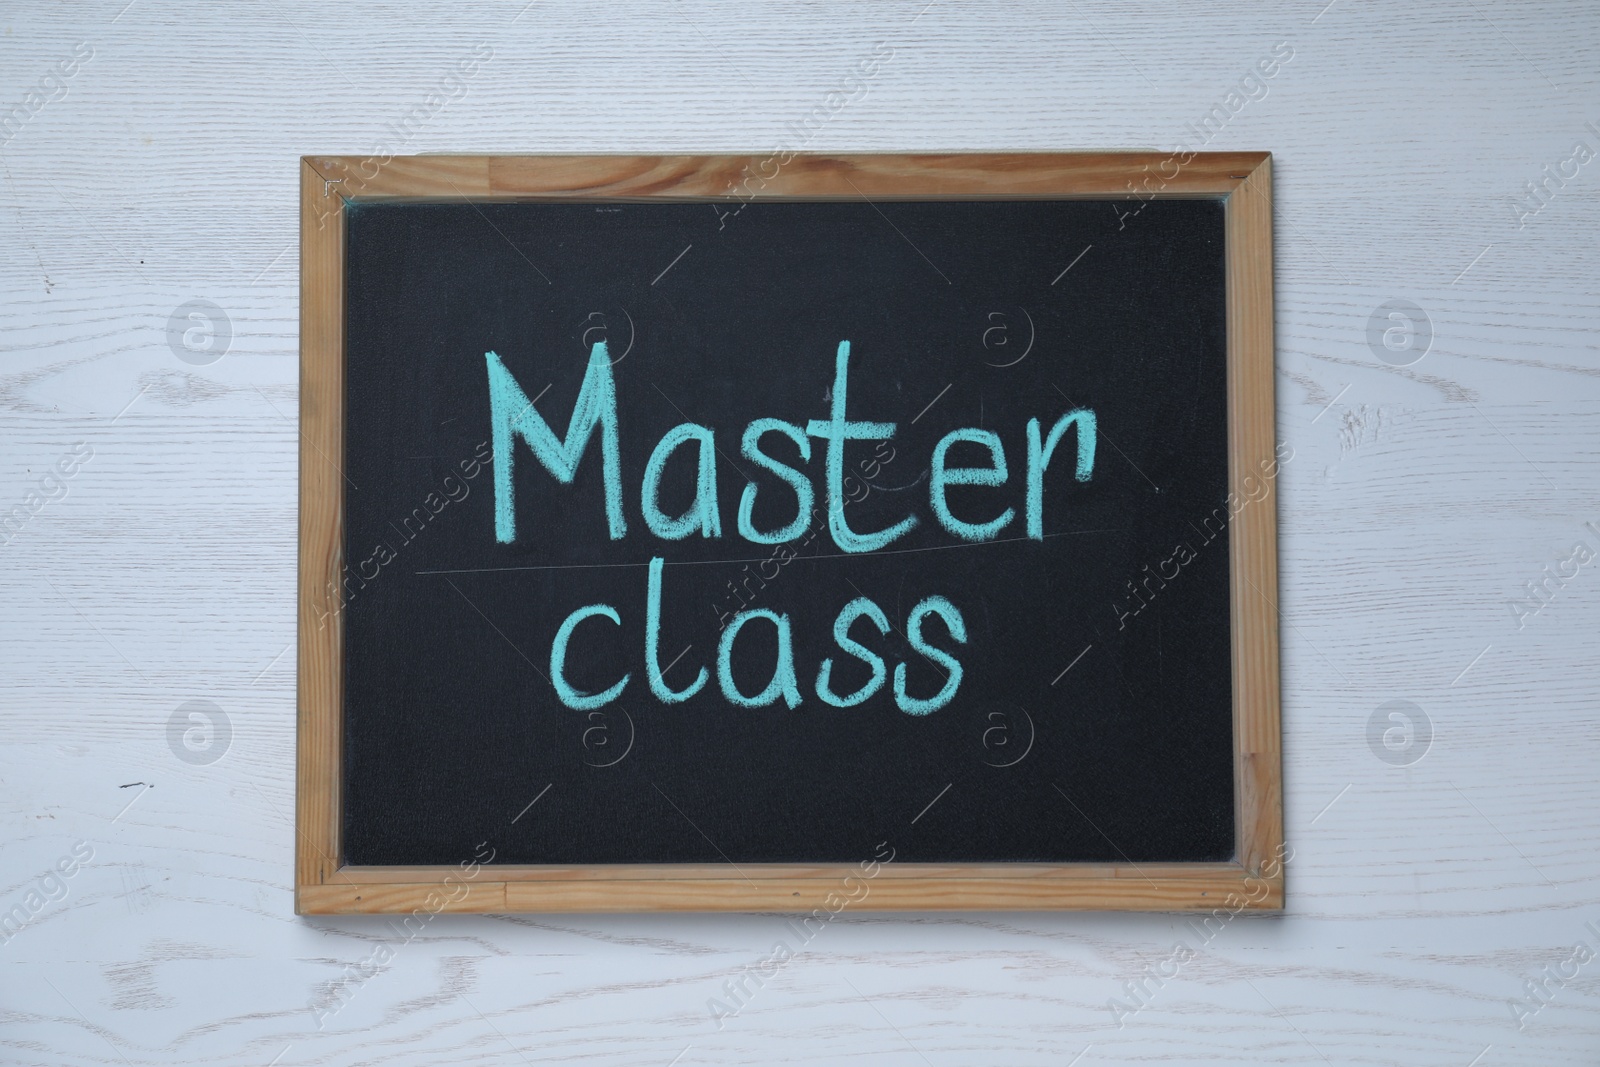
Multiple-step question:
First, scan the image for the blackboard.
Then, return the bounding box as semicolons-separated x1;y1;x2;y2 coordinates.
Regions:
297;154;1282;913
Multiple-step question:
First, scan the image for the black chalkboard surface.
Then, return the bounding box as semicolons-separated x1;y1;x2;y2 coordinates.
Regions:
339;195;1235;869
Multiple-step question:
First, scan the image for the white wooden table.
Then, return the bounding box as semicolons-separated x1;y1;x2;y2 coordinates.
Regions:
3;2;1597;1063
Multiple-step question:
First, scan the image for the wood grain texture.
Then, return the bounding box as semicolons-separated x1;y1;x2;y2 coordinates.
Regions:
296;158;345;909
1226;155;1285;892
2;0;1598;1062
295;152;1281;915
305;151;1269;199
311;866;1279;911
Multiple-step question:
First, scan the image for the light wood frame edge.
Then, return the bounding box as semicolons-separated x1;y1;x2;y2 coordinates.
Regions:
298;159;348;910
1226;157;1284;895
296;152;1281;915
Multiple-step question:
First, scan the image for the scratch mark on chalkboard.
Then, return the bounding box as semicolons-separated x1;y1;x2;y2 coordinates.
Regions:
911;783;952;825
651;783;759;887
651;243;693;286
1051;244;1093;285
841;176;952;285
1051;784;1159;889
665;1045;693;1067
865;466;930;494
418;526;1124;576
910;383;952;425
1050;644;1092;685
444;578;551;682
119;782;146;789
511;783;552;824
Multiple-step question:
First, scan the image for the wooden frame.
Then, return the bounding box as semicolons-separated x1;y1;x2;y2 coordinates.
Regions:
297;153;1281;914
